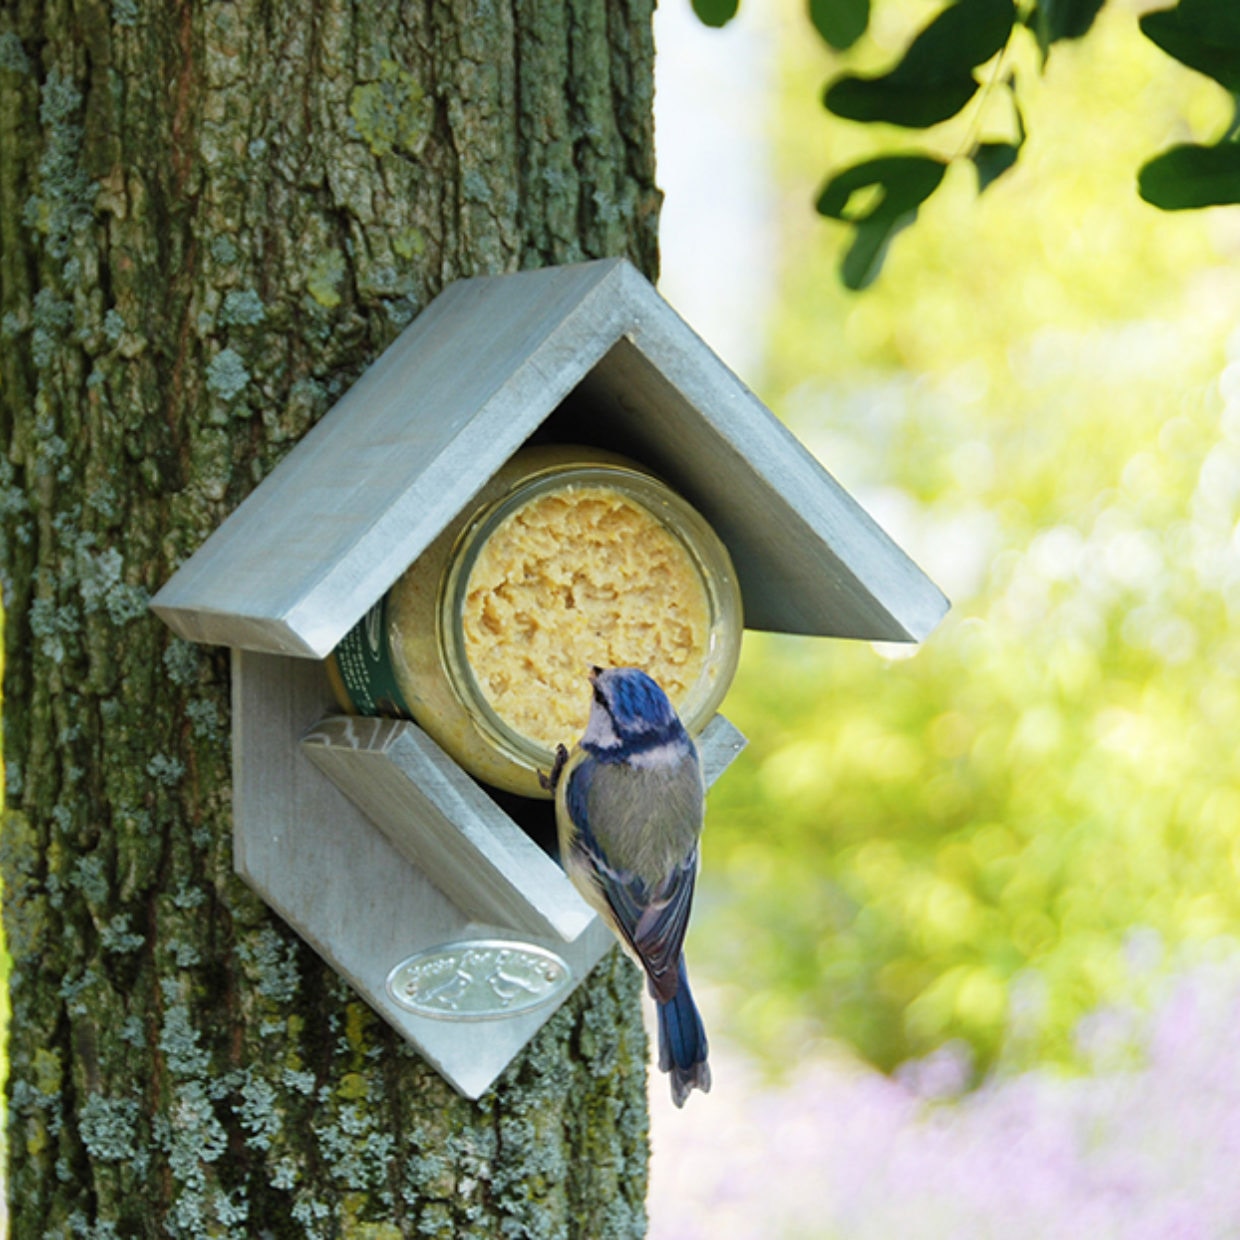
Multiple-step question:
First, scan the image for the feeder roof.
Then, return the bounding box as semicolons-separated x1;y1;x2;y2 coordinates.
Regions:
153;258;948;658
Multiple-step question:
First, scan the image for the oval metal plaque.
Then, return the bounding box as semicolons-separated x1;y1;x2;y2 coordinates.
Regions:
386;939;572;1021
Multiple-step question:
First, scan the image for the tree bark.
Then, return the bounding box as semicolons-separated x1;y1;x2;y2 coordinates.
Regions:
1;1;660;1235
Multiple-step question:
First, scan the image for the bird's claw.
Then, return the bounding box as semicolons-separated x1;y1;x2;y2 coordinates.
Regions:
539;743;570;792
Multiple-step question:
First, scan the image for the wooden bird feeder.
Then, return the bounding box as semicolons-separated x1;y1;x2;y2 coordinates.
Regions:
152;258;948;1098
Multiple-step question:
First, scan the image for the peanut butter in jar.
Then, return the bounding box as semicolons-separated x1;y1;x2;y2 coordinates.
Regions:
329;446;743;798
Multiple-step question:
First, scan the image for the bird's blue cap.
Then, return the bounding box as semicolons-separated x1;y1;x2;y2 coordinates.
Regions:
592;666;680;735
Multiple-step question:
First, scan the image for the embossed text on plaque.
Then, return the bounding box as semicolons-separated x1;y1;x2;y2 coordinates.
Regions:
386;940;572;1021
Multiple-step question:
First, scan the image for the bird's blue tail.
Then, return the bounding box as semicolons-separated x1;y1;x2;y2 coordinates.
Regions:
655;957;711;1107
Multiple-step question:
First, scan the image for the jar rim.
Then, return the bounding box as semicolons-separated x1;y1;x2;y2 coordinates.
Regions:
437;460;742;774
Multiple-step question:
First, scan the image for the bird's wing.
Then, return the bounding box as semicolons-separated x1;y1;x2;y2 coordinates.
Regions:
620;854;698;1004
565;759;699;1004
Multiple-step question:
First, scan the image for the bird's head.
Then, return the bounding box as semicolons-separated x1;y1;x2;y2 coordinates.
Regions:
582;666;684;752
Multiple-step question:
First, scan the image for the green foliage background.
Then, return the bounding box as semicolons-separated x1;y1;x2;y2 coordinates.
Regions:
803;0;1240;286
690;0;1240;1076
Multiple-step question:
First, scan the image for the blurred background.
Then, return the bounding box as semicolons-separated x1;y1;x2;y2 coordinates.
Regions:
649;0;1240;1234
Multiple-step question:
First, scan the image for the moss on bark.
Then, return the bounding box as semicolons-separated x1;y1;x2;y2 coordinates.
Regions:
1;0;660;1234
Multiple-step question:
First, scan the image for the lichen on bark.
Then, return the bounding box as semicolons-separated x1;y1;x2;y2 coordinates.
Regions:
1;0;660;1234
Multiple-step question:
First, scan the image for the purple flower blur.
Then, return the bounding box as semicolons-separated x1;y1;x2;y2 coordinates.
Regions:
649;944;1240;1239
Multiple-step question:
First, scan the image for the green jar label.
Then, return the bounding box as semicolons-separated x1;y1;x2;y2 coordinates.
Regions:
333;594;415;719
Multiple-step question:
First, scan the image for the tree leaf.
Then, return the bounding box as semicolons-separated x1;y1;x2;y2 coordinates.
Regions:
816;154;948;220
816;154;948;289
895;0;1015;79
1027;0;1107;54
825;76;981;129
1138;142;1240;209
840;217;913;290
810;0;870;51
692;0;741;28
972;141;1021;190
823;0;1015;129
1140;0;1240;95
972;90;1025;191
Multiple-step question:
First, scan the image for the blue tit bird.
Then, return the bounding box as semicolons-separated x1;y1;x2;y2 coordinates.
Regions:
548;665;711;1107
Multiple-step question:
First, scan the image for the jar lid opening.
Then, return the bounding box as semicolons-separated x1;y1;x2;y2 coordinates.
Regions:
437;462;742;775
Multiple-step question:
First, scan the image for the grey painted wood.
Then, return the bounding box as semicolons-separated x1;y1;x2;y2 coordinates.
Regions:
154;262;630;657
152;258;949;659
696;712;747;787
300;715;594;943
299;712;747;945
232;649;615;1099
574;297;949;641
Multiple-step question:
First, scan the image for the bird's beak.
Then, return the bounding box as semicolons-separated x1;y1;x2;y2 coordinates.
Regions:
588;665;602;684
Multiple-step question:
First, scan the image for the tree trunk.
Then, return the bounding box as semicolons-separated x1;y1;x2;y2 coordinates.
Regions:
1;1;660;1235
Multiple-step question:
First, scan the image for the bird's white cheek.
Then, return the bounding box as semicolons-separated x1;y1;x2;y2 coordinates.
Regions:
582;708;620;750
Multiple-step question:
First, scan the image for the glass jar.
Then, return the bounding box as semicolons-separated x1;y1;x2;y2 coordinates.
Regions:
327;445;743;798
